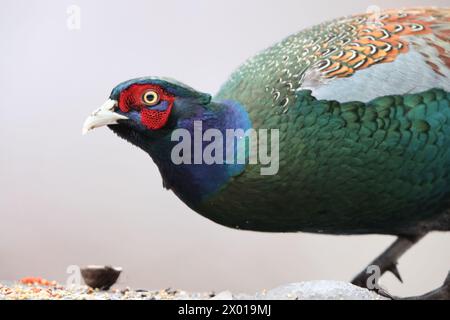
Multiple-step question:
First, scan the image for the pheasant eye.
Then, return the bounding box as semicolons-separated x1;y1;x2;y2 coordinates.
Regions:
142;90;160;106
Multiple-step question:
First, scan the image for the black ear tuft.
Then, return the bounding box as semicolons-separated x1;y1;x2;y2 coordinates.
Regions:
192;92;212;105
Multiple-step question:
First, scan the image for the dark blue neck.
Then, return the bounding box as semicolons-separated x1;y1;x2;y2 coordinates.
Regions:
138;99;251;207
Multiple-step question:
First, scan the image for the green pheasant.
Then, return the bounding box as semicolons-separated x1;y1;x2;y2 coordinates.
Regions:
83;8;450;298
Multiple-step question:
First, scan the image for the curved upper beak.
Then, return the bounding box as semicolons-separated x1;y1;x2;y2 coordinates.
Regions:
82;99;128;135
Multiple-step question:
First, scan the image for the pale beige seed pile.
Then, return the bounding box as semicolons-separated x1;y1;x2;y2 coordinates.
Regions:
0;282;214;300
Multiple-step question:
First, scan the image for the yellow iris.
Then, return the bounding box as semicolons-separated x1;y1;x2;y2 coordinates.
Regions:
142;90;160;106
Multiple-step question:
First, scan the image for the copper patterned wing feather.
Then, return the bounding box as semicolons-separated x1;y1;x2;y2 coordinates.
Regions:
218;7;450;112
318;8;450;79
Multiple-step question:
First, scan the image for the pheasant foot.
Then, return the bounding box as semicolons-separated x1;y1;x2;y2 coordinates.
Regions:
351;234;425;288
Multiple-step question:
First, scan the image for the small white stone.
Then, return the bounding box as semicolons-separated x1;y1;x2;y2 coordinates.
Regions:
210;290;234;300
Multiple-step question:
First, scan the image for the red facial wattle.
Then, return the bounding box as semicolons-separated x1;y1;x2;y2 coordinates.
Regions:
118;84;174;130
140;104;173;130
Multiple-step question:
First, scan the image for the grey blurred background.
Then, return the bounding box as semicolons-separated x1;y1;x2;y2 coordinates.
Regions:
1;0;449;297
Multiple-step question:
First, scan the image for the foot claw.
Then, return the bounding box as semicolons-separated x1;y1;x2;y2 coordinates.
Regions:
375;287;395;300
443;271;450;287
396;271;450;300
387;264;403;283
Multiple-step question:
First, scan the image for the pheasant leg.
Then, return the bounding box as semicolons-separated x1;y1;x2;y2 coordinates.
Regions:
351;234;426;288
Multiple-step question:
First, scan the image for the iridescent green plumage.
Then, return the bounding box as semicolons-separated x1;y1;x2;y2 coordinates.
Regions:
197;8;450;235
203;89;450;235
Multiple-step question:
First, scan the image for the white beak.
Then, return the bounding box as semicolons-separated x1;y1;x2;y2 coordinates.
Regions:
82;99;128;135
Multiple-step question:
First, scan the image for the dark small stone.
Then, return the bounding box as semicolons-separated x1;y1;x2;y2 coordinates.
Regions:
81;265;122;290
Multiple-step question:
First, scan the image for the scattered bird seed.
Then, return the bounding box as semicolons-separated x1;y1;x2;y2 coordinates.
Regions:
0;281;214;300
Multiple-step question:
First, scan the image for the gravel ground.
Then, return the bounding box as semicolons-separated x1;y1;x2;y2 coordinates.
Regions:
0;282;213;300
0;280;386;300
